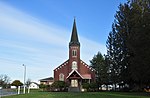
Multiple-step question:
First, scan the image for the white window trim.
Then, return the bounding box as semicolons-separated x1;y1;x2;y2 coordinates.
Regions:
59;73;64;81
72;61;77;70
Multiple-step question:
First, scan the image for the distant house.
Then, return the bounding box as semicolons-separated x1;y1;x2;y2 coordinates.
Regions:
10;86;16;89
39;77;54;85
29;82;39;89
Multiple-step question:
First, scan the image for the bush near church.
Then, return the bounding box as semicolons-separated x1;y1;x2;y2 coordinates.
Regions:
51;81;68;92
39;84;47;91
82;82;97;92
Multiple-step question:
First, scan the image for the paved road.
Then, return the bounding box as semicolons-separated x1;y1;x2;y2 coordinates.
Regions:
0;89;17;97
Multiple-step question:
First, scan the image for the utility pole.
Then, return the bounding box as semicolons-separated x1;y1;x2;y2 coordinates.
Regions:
23;64;26;94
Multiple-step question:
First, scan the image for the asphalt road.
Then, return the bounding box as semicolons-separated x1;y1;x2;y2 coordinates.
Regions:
0;89;17;97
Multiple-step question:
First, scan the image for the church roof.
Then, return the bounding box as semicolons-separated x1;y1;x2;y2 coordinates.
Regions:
66;70;92;79
54;60;69;71
66;70;83;79
69;19;80;46
82;74;91;79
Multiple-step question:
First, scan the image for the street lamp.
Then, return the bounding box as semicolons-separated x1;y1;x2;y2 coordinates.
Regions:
23;64;26;94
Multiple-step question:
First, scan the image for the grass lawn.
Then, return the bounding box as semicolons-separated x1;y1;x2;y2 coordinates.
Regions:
3;91;150;98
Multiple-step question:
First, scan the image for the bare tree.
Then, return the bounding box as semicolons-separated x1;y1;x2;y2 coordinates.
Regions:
0;74;11;88
26;78;31;87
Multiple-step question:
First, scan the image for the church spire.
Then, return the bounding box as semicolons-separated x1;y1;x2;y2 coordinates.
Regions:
69;18;80;46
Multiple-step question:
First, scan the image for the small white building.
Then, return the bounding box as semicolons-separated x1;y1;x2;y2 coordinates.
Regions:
29;82;39;89
10;86;17;89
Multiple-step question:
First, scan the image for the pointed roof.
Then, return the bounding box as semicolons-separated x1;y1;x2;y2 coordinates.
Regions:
69;19;80;46
66;70;92;79
66;70;83;79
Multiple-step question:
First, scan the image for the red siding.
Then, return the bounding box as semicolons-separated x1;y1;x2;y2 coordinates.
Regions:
54;60;95;82
54;60;69;82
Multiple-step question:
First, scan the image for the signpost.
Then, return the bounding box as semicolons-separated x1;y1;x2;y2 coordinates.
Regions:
18;86;20;94
0;87;2;98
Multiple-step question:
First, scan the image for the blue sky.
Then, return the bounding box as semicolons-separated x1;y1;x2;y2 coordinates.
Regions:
0;0;126;83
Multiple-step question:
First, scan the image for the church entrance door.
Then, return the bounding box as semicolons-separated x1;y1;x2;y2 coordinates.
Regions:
71;79;78;87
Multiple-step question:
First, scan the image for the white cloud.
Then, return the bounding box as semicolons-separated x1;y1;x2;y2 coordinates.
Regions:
0;2;68;46
81;37;106;63
0;2;106;82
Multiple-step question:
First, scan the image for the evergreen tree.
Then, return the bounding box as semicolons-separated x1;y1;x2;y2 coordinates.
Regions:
106;29;123;90
90;52;108;90
106;0;150;90
127;0;150;89
112;3;131;88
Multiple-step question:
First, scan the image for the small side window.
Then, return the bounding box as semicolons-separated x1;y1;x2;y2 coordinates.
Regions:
59;73;64;81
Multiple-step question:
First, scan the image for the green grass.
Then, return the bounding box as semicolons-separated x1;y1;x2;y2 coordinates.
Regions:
3;91;150;98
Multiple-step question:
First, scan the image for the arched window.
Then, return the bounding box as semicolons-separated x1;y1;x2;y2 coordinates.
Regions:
72;50;77;57
59;73;64;81
72;61;77;70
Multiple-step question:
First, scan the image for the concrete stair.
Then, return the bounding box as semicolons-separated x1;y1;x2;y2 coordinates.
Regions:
68;87;80;92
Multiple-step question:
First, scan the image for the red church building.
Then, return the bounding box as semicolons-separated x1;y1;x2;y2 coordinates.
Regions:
54;19;95;92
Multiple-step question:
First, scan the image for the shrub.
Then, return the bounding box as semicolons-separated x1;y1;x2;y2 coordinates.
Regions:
82;83;90;91
51;81;68;91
